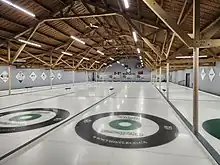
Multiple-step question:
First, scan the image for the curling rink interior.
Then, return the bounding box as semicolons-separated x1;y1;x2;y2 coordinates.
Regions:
0;82;218;165
2;0;220;164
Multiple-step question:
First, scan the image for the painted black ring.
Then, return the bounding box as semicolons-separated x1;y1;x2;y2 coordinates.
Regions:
0;108;70;133
75;112;179;148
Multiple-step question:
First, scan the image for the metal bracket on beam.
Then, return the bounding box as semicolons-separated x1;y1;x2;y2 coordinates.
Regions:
192;39;220;48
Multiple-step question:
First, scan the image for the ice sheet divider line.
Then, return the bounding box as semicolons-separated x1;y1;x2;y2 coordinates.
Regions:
0;92;115;161
154;84;220;165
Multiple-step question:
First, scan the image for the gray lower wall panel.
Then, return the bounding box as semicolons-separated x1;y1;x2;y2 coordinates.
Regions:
170;62;220;95
0;66;91;91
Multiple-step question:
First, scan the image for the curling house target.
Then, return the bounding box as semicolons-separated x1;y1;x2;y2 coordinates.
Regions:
0;108;70;133
75;112;179;148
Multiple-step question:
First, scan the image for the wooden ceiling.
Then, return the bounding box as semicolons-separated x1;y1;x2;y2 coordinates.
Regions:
0;0;220;71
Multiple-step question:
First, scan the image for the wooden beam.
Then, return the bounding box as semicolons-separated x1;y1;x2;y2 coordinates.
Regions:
0;2;75;47
53;40;74;67
179;2;193;25
123;15;162;60
166;0;188;58
141;0;193;47
201;15;220;39
82;0;161;29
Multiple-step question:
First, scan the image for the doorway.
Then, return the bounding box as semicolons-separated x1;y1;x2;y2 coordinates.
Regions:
185;73;190;87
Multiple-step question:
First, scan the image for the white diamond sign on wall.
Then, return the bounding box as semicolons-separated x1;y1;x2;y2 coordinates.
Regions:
200;69;206;80
0;71;9;83
41;72;47;80
29;72;37;81
209;68;215;81
57;73;62;80
50;72;55;80
16;71;25;83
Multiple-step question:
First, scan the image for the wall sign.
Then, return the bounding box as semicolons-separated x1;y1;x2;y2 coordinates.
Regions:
0;71;9;83
16;71;25;83
209;68;215;81
200;69;206;80
29;72;37;81
57;73;62;80
41;72;47;80
50;72;55;80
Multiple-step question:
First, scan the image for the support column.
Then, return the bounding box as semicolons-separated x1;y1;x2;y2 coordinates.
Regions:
7;42;11;95
50;52;53;89
72;71;75;85
86;70;88;84
193;47;199;133
151;71;153;83
159;66;162;91
166;63;170;99
153;70;155;84
8;65;11;95
193;0;200;133
72;56;75;86
155;69;158;87
154;69;157;85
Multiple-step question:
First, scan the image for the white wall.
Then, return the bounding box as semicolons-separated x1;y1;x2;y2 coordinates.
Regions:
97;58;151;82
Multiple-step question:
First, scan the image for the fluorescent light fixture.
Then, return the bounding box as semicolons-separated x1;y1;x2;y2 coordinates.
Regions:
95;61;100;63
90;23;99;28
70;36;85;45
139;56;142;60
1;0;35;17
137;48;140;53
123;0;129;9
117;61;120;64
18;39;41;47
16;59;26;62
132;31;137;42
62;51;72;56
103;63;107;65
109;64;112;67
97;50;104;55
83;57;89;60
121;64;124;66
199;55;208;58
109;57;114;61
176;55;207;59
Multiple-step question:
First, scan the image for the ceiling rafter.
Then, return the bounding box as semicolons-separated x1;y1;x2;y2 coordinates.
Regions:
141;0;193;48
0;1;74;47
81;0;161;29
0;0;220;70
152;0;164;44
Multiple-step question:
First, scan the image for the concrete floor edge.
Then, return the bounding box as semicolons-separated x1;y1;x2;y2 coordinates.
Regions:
154;83;220;165
0;92;116;161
